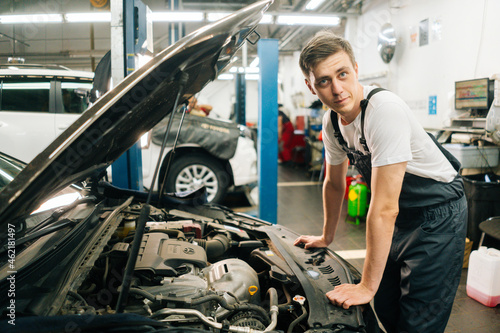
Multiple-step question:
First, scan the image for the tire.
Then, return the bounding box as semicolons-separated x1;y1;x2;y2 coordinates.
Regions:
164;154;229;203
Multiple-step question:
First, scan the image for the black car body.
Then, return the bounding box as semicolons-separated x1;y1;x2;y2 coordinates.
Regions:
0;1;380;332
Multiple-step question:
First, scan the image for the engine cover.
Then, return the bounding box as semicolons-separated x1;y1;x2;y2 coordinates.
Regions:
135;233;207;276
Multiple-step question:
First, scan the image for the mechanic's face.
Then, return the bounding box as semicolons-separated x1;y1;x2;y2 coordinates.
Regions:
305;51;363;124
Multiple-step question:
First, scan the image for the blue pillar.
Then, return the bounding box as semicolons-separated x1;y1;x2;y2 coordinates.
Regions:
257;39;279;224
111;0;145;190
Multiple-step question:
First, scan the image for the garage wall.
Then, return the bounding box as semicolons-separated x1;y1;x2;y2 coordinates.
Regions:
352;0;500;129
253;0;500;130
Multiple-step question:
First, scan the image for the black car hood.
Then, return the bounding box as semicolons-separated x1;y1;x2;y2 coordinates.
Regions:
0;0;272;225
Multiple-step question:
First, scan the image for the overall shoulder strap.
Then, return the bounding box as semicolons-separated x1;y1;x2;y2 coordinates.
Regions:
330;110;350;151
330;87;387;153
358;88;386;152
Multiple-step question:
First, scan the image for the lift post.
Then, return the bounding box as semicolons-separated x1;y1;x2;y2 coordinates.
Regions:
257;39;279;224
110;0;151;190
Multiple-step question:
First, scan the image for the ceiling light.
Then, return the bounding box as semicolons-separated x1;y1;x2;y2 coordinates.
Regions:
151;11;204;22
0;14;63;24
245;74;259;80
245;67;259;74
207;12;230;22
276;15;340;26
305;0;326;10
218;74;234;80
229;67;260;74
260;14;273;24
65;13;111;23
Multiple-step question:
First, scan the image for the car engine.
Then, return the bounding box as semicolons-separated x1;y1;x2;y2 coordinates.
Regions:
60;203;285;331
53;200;376;333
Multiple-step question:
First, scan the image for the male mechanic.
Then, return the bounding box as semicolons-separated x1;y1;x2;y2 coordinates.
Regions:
294;31;467;333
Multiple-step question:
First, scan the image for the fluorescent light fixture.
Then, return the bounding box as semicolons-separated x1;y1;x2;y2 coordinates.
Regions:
245;74;260;80
151;11;204;22
207;12;230;22
276;15;340;26
229;67;259;74
260;14;273;24
65;12;111;23
249;57;259;68
306;0;326;10
217;73;259;80
245;67;259;74
0;14;63;24
218;74;234;80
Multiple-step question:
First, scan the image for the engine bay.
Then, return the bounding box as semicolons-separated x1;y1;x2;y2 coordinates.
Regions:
57;202;295;331
44;196;375;333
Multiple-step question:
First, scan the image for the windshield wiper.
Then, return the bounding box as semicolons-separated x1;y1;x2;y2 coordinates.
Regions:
0;218;78;254
28;195;97;234
17;218;78;247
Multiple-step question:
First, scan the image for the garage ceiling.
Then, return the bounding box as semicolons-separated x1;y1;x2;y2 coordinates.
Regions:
0;0;363;72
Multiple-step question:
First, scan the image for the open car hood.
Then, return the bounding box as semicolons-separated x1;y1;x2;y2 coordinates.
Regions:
0;0;272;224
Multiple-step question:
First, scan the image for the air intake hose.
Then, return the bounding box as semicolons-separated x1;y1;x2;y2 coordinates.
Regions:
195;234;231;261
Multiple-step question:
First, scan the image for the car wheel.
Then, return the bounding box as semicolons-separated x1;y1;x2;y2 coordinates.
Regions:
164;154;229;203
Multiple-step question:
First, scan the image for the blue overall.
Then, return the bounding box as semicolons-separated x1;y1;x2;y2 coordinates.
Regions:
331;88;467;333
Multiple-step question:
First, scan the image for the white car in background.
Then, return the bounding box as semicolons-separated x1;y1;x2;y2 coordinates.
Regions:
0;64;94;162
141;112;258;203
0;64;257;204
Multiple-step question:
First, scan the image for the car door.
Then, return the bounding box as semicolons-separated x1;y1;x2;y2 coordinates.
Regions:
54;80;93;137
0;78;56;163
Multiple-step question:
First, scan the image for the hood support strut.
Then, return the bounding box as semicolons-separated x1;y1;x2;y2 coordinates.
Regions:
146;71;190;205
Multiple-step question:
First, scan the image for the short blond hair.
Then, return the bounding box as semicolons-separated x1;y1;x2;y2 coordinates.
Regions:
299;30;356;77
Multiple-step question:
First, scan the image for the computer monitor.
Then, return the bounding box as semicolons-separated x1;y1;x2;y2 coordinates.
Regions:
455;78;493;111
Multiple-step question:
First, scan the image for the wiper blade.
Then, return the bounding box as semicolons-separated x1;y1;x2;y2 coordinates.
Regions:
28;195;97;234
1;218;78;253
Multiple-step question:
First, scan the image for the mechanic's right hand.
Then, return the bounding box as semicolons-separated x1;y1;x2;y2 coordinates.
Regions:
293;235;330;249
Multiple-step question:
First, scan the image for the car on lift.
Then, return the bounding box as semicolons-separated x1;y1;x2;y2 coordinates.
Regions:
141;108;258;204
0;1;380;332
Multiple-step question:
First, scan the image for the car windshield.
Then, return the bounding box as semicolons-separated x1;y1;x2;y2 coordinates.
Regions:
0;153;86;229
0;153;24;190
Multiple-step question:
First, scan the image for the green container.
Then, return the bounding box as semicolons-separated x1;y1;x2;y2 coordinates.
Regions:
347;182;369;225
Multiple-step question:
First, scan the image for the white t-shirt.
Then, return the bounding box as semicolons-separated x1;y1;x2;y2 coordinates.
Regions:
322;86;457;183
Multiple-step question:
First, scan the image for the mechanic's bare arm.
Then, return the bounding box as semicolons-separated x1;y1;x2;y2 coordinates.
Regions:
294;158;348;248
326;161;407;308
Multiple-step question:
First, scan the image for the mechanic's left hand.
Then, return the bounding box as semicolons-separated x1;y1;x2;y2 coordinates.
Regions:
326;283;375;309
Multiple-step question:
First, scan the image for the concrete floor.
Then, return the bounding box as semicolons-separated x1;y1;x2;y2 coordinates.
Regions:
227;164;500;332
